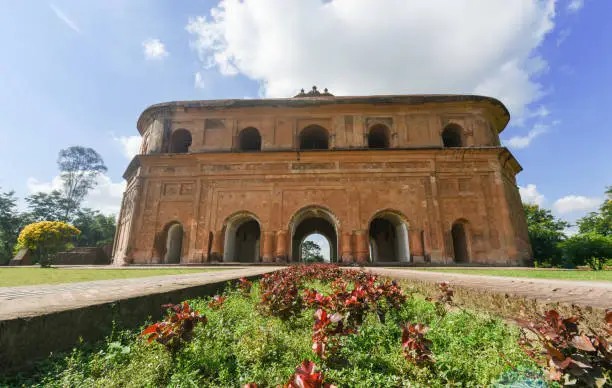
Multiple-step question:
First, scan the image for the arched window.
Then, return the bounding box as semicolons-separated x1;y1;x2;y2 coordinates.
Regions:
238;127;262;151
367;124;390;149
170;129;192;153
442;124;463;148
451;220;469;263
299;125;329;150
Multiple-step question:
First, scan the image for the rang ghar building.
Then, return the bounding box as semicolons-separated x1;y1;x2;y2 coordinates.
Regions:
112;87;532;266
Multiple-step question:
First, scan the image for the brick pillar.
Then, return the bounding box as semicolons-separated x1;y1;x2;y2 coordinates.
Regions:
262;232;275;263
275;230;288;263
354;230;369;264
408;228;425;264
210;231;224;262
341;232;353;264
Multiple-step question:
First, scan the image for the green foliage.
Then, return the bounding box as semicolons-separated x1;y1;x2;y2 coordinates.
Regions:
72;208;116;247
6;277;537;387
0;188;22;265
57;146;108;220
523;203;569;266
559;232;612;269
24;190;72;223
577;186;612;237
301;239;325;263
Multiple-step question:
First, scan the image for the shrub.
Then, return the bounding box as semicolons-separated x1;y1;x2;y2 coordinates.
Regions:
139;302;207;353
17;221;80;267
559;232;612;269
517;308;612;386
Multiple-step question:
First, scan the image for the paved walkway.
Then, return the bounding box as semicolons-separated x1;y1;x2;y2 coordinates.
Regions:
0;267;280;320
369;268;612;309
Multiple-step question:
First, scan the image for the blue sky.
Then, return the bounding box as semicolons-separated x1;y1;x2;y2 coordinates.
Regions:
0;0;610;241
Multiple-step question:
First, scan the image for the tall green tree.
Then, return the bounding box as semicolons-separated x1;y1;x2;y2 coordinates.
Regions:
301;240;325;263
24;190;70;223
523;203;569;266
57;146;107;220
576;186;611;237
0;189;21;264
72;208;116;247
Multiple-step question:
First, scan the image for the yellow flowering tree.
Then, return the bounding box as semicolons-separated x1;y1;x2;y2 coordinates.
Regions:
17;221;80;267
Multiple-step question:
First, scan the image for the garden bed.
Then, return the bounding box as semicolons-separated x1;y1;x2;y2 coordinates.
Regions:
3;264;609;387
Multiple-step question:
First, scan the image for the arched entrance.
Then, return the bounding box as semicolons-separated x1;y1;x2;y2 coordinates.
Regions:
367;124;390;149
442;124;463;147
290;206;338;262
223;213;261;262
155;222;183;264
300;233;331;263
451;220;469;263
299;125;329;150
170;129;192;153
368;211;410;262
238;127;262;151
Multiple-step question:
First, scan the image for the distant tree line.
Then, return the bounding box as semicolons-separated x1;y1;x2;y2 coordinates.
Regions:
0;146;116;265
524;186;612;270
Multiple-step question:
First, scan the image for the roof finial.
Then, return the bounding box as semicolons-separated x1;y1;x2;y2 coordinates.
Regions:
293;86;334;98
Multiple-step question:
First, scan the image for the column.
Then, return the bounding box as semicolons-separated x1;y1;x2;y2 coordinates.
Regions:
354;230;369;264
275;230;288;263
262;232;275;263
408;228;425;264
210;230;224;262
341;232;353;264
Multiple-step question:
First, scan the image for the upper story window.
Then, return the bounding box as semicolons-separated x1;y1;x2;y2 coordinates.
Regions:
442;124;464;147
367;124;390;149
238;127;262;151
170;129;192;153
299;125;329;150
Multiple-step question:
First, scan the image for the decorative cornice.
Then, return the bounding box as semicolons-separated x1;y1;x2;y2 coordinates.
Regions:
136;94;510;135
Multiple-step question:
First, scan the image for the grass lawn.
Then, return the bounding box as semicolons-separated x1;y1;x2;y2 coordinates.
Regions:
0;268;226;287
410;268;612;281
3;265;543;387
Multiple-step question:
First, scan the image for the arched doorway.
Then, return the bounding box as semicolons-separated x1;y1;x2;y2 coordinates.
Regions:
238;127;262;151
290;207;338;262
441;124;463;147
299;125;329;150
300;233;331;263
451;220;469;263
368;211;410;262
170;129;192;153
367;124;390;149
158;222;183;264
223;213;261;263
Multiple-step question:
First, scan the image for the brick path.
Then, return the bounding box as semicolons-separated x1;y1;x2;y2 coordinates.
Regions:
369;268;612;309
0;267;280;320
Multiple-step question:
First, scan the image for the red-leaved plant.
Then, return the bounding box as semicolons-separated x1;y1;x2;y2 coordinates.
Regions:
282;360;337;388
401;322;434;365
517;308;611;386
139;302;207;352
208;295;227;310
238;277;252;295
311;308;354;358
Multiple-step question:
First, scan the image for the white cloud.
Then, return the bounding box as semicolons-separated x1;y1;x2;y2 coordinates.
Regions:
530;105;551;118
194;71;205;88
26;174;125;216
186;0;556;122
519;184;545;206
556;28;571;46
143;38;168;59
505;122;550;148
553;195;601;214
567;0;584;12
50;4;80;33
114;135;141;159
